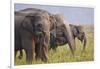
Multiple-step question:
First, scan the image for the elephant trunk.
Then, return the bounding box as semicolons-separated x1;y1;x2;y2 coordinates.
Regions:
63;24;76;56
80;33;87;52
83;34;87;52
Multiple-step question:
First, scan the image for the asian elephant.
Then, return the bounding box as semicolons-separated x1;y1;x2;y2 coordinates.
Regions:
15;8;51;63
69;24;87;52
49;14;76;56
50;24;87;52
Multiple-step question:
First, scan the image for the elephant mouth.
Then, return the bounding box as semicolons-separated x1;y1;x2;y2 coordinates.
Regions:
34;31;45;42
35;32;44;36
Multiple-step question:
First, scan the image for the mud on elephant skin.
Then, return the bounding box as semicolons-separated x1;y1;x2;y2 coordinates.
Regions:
15;8;51;63
50;24;87;52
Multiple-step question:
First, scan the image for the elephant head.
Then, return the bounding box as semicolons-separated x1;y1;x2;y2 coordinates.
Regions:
69;24;87;52
24;12;50;62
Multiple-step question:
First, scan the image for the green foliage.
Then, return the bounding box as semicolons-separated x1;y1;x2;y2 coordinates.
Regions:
15;32;94;65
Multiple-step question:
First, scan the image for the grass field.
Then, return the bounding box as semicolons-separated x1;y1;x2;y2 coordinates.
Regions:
15;27;94;65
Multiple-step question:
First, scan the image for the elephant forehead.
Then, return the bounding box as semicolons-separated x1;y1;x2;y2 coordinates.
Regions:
41;13;50;20
55;14;65;22
54;14;64;19
34;12;49;19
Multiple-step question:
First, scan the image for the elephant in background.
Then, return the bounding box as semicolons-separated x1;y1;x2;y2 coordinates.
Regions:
50;24;87;52
69;24;87;51
49;14;76;56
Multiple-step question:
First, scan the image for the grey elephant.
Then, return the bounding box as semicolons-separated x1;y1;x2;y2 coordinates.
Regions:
15;8;51;63
50;24;87;52
49;14;76;55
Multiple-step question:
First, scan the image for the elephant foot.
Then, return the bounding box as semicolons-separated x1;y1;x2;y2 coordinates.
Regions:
35;55;40;61
40;56;48;62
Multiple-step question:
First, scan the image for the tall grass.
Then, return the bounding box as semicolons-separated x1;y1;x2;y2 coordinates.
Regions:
15;32;94;65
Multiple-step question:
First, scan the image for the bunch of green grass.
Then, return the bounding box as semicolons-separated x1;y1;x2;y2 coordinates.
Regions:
15;32;94;65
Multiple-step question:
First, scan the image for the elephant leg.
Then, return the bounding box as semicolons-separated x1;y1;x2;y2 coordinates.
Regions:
25;49;33;64
73;39;76;50
14;50;17;63
35;45;41;60
49;42;57;51
18;50;23;59
51;40;58;51
22;38;34;64
14;50;17;59
50;34;57;51
68;38;76;57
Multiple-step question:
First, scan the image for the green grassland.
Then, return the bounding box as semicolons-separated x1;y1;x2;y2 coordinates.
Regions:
15;26;94;65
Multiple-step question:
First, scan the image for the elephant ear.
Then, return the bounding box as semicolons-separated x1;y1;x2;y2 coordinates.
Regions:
49;15;56;31
69;24;79;37
21;15;34;34
75;25;85;36
76;25;83;32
